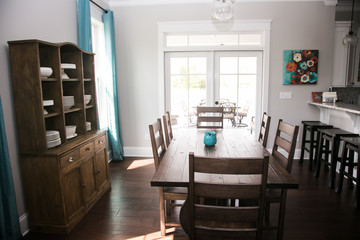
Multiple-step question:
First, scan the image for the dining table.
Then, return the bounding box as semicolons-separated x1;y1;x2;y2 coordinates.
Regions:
151;128;299;240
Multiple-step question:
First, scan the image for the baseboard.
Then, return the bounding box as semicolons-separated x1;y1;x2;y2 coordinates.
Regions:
124;146;152;157
19;212;29;236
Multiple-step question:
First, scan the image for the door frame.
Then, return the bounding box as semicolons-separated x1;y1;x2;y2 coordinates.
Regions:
158;20;271;137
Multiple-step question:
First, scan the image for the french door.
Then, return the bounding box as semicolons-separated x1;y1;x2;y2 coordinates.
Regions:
165;51;263;131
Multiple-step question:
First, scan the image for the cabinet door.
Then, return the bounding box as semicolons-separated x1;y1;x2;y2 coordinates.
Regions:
62;166;84;221
95;147;108;190
81;155;97;203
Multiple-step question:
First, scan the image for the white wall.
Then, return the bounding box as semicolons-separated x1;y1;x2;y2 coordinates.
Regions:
112;2;336;155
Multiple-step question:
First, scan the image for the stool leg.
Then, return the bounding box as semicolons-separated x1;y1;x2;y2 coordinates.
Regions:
336;144;348;194
329;137;339;189
299;125;307;164
309;128;315;171
324;139;330;172
356;154;360;209
347;149;355;189
313;130;321;166
315;132;324;178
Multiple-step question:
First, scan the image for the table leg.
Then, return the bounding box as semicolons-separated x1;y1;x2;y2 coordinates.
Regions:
158;187;166;236
277;189;288;240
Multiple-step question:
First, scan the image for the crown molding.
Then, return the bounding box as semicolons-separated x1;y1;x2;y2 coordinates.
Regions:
106;0;336;7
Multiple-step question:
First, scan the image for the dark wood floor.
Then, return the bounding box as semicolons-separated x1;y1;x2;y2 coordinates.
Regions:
24;157;360;240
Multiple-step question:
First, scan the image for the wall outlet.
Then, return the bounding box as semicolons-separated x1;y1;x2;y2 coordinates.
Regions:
280;92;292;99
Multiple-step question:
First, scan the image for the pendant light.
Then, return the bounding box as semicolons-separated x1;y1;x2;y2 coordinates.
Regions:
212;0;234;22
343;0;358;46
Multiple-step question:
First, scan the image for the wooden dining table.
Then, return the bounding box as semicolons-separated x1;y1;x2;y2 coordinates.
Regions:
151;128;299;240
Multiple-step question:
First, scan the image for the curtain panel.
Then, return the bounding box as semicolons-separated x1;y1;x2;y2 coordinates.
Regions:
103;10;124;160
0;97;21;240
78;0;93;52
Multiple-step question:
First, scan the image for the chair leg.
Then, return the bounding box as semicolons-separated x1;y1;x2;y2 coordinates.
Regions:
329;138;339;189
158;188;166;236
356;157;360;209
309;129;315;171
347;151;355;189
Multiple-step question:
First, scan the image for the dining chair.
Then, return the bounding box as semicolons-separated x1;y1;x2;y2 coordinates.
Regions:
148;118;187;236
258;112;271;148
162;111;173;148
188;152;269;240
265;119;299;238
196;106;224;128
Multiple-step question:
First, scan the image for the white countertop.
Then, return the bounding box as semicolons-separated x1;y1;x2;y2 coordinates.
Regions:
309;102;360;115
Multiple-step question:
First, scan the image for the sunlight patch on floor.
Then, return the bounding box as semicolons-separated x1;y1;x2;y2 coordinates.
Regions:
125;228;176;240
127;158;154;170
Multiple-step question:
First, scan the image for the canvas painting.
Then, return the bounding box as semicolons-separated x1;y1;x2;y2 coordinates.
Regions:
283;50;319;85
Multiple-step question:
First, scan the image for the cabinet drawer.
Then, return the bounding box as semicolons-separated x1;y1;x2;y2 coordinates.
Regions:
60;149;80;170
95;135;106;149
80;141;94;158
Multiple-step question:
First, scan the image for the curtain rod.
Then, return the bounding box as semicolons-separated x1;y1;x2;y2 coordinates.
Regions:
90;0;108;13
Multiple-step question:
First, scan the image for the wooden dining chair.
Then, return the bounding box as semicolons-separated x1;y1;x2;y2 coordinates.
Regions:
189;152;269;240
258;112;271;148
266;119;299;238
162;111;173;148
196;106;224;129
149;119;187;236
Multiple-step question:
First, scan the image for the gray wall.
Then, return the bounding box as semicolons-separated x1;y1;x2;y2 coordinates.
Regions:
113;2;336;152
0;0;335;234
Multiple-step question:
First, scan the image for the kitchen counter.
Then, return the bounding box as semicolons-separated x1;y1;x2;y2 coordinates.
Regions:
309;102;360;133
309;102;360;115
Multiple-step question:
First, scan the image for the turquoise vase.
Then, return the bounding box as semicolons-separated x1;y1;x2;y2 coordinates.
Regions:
204;132;217;146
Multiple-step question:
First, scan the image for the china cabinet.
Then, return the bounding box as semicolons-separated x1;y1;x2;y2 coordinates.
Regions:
8;40;110;234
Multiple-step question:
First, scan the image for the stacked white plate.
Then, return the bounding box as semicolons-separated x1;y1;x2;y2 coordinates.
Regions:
86;122;91;131
84;95;91;105
61;63;76;79
66;125;77;139
63;96;74;110
46;130;61;148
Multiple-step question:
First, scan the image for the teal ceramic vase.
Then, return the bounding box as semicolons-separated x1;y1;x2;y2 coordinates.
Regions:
204;131;217;146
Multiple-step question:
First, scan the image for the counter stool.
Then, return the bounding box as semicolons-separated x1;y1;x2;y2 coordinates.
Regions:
336;136;360;208
299;121;333;171
314;128;358;189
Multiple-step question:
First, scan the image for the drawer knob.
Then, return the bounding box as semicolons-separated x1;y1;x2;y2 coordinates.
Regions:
96;170;100;174
99;140;104;144
86;147;90;151
68;157;74;162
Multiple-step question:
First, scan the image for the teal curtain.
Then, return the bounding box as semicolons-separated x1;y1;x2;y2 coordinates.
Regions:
103;10;124;160
0;97;21;240
78;0;92;52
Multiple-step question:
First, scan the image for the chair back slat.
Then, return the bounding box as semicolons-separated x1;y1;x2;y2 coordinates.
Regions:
163;111;173;147
189;152;269;240
197;106;224;129
271;119;299;173
258;112;271;147
149;118;166;169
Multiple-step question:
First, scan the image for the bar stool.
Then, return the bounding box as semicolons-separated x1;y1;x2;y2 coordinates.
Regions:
314;128;358;189
336;136;360;208
299;121;333;171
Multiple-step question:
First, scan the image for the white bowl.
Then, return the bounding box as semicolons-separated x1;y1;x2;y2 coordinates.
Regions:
66;125;77;137
61;63;76;69
40;67;53;78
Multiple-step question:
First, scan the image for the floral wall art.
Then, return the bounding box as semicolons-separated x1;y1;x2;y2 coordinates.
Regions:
283;50;319;85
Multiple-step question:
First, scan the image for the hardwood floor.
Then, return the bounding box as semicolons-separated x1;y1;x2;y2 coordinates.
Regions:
24;157;360;240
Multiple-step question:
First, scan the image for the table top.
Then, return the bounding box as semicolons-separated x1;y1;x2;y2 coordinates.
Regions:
151;128;299;189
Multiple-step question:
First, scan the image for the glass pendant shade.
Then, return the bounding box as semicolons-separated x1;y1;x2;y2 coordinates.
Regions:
212;0;234;22
343;32;359;46
343;0;358;46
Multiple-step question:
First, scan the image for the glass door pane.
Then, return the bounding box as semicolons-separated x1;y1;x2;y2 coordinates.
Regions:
165;53;210;127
